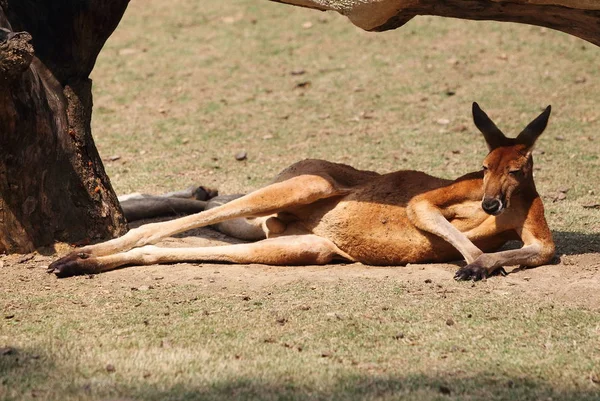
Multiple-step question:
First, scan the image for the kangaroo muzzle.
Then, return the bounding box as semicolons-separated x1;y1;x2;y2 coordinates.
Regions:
482;197;503;215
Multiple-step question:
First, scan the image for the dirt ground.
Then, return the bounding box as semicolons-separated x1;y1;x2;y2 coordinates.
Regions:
4;226;599;310
2;1;600;399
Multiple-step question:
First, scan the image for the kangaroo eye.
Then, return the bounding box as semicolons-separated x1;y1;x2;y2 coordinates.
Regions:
482;166;488;171
509;170;521;176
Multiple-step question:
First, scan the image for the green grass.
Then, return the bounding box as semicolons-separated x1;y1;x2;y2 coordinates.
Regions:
2;271;600;401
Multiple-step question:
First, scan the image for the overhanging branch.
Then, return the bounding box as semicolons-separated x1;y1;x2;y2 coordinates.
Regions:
270;0;600;46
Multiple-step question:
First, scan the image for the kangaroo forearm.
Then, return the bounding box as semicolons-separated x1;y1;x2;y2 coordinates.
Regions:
408;202;482;263
477;243;554;270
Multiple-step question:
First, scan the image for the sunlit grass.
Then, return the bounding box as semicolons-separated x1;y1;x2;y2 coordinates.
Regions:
1;0;599;400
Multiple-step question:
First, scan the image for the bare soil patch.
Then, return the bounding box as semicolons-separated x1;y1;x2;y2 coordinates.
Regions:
2;0;600;399
4;228;599;310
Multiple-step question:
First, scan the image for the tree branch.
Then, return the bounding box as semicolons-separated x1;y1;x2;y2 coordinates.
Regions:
271;0;600;46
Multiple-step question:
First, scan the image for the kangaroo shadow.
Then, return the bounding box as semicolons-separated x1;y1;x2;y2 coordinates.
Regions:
497;230;600;258
552;230;600;255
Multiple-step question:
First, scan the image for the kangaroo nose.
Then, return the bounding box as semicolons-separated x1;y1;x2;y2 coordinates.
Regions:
482;198;503;215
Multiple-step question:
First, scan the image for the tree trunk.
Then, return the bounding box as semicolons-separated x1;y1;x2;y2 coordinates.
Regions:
271;0;600;46
0;1;130;254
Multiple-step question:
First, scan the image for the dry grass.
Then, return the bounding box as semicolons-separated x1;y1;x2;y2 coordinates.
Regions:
2;257;600;401
1;0;599;400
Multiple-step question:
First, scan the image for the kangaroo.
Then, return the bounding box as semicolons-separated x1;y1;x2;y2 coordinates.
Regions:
48;103;555;281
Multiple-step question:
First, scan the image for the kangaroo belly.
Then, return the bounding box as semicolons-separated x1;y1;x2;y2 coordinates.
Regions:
297;198;432;264
310;203;512;265
301;200;513;265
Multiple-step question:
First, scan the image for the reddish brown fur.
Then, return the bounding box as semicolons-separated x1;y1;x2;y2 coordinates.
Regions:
48;103;555;281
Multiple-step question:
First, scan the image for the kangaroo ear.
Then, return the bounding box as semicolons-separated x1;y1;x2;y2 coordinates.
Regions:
516;105;551;148
472;102;508;150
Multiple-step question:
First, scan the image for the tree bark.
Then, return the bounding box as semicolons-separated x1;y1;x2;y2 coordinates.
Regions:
0;1;130;254
271;0;600;46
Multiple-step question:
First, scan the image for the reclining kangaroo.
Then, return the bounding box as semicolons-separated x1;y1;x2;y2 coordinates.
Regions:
48;103;555;280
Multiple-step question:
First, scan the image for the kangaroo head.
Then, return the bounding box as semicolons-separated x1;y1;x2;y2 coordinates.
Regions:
472;102;551;216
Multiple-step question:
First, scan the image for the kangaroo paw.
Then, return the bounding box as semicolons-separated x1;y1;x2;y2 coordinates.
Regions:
47;251;100;278
454;264;507;281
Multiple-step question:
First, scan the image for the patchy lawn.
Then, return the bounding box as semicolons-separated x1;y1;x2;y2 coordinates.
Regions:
1;0;599;400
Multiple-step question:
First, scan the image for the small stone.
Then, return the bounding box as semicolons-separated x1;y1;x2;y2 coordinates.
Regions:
235;151;247;161
17;254;34;264
295;81;311;89
394;332;405;340
436;118;450;125
439;385;452;395
118;48;139;56
446;318;455;326
106;364;116;373
424;279;432;284
358;111;374;120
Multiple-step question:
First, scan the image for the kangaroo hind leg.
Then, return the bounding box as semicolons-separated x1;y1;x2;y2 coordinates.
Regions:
50;235;351;277
49;173;346;277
